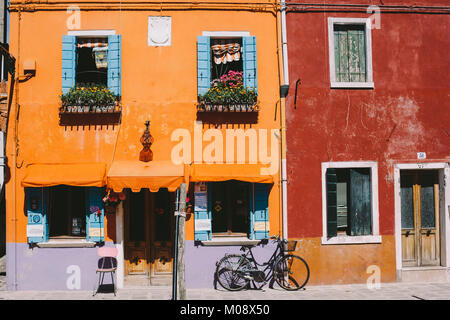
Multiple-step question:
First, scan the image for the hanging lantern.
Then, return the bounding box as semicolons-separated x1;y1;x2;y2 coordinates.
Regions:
139;120;154;162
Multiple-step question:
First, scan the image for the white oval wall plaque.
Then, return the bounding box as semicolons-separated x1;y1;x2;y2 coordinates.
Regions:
148;16;171;47
417;152;426;160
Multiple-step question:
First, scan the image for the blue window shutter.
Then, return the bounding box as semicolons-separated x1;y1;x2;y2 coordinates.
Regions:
108;35;122;96
62;35;76;93
26;187;49;243
86;187;105;242
197;36;211;96
252;183;269;240
243;36;257;93
194;184;212;241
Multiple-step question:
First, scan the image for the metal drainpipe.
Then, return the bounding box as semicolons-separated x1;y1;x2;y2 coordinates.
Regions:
280;0;289;241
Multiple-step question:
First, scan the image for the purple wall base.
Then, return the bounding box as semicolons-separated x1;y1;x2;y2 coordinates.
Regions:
6;242;115;291
185;240;277;289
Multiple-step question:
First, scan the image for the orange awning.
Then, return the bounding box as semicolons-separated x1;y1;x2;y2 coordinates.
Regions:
22;163;106;187
189;163;274;183
107;160;188;192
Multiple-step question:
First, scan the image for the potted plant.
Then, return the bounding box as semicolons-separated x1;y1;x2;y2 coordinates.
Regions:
102;190;126;214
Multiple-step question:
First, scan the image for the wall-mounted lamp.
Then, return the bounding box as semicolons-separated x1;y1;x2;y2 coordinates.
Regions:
23;59;36;77
139;120;154;162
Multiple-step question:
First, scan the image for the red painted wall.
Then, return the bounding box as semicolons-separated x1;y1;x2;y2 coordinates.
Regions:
285;1;450;239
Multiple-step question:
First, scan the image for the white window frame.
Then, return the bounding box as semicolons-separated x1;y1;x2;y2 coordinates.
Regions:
321;161;381;245
328;17;374;89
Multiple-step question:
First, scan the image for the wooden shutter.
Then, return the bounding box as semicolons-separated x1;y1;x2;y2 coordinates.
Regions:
85;187;105;242
348;29;366;82
334;25;366;82
326;168;338;238
26;187;49;243
251;183;269;240
242;36;257;93
62;35;76;93
194;184;211;241
107;35;121;96
197;36;211;96
349;168;372;236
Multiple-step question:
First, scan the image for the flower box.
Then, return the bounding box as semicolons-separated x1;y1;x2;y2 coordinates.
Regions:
60;84;121;114
197;102;259;113
197;71;258;113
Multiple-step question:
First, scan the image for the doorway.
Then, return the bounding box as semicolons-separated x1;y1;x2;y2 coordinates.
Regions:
401;170;440;267
124;188;174;285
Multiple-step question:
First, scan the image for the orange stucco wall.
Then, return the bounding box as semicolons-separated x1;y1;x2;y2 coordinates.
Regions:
5;7;282;243
290;236;397;285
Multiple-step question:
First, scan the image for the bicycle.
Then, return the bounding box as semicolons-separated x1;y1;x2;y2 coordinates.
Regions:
215;235;310;291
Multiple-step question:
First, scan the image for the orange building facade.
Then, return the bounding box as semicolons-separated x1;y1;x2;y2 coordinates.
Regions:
5;1;285;290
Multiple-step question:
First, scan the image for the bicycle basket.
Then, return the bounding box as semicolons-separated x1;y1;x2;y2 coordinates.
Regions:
283;240;297;252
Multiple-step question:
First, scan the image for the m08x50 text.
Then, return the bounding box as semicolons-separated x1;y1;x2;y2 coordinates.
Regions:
224;304;270;315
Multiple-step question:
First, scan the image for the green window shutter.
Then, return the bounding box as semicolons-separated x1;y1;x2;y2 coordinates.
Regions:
334;25;366;82
242;36;258;93
26;187;49;243
326;168;338;238
252;183;269;240
85;187;105;242
348;29;366;82
107;35;121;96
194;184;211;241
197;36;211;96
349;168;372;236
62;35;76;93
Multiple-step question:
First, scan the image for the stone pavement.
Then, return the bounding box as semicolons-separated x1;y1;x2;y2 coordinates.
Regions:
1;276;450;300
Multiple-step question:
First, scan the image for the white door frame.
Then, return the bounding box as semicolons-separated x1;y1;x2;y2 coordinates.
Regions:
394;162;450;277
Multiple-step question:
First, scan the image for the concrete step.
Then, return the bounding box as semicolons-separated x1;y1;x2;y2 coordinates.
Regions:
400;267;450;283
150;275;172;286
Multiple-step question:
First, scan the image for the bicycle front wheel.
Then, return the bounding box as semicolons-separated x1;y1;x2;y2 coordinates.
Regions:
215;254;251;291
273;254;310;291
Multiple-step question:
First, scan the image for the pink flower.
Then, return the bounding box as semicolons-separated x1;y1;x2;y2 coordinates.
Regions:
119;192;126;200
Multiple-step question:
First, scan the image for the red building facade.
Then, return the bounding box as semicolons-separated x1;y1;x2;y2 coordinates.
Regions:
284;0;450;285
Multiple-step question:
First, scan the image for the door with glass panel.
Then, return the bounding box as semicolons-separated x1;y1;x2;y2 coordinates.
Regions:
401;170;440;267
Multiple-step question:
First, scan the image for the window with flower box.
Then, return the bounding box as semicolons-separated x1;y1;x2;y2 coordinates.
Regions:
197;33;258;112
60;33;121;115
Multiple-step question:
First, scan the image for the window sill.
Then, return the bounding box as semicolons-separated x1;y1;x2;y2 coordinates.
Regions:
330;81;374;89
321;235;382;245
201;237;261;246
36;238;97;248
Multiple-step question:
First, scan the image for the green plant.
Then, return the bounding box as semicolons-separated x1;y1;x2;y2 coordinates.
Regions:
60;83;119;107
198;70;257;105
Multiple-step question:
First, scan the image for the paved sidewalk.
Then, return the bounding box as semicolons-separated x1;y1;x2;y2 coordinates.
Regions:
1;277;450;300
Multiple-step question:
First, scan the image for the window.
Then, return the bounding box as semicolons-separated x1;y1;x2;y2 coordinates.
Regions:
322;162;381;244
62;33;121;95
210;181;250;236
210;38;243;81
197;32;257;96
48;186;87;238
328;18;373;88
26;186;106;245
193;181;270;241
76;38;108;86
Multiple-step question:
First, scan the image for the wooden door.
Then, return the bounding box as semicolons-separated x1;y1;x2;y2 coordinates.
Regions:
401;171;440;267
125;190;150;275
150;189;174;277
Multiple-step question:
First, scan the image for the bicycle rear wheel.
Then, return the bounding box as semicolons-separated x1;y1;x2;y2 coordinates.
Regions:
273;254;310;291
215;254;252;291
